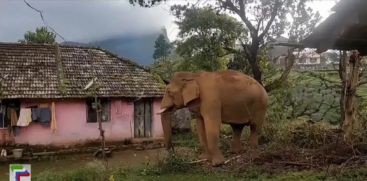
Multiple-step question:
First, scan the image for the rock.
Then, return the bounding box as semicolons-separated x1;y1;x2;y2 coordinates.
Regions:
172;108;192;132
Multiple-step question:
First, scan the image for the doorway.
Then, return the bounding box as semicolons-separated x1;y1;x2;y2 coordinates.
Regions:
134;99;152;138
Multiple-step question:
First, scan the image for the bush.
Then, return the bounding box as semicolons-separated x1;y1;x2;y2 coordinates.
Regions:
262;119;338;149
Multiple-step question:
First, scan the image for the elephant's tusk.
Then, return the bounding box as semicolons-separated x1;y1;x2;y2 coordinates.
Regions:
156;108;167;114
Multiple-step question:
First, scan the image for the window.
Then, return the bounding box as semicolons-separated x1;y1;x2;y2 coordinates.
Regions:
0;105;7;128
0;101;19;128
310;57;318;63
86;99;110;123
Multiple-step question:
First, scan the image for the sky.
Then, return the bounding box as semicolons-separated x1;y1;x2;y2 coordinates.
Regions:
0;0;339;43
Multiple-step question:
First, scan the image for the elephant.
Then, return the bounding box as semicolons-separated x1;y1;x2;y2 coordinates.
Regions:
159;70;268;166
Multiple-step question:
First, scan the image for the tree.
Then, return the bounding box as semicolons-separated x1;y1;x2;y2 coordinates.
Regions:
150;56;179;82
153;34;172;60
20;26;56;44
131;0;320;88
173;6;246;71
129;0;165;7
219;0;320;86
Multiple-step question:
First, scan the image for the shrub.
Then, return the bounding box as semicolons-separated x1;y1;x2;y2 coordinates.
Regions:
262;119;338;149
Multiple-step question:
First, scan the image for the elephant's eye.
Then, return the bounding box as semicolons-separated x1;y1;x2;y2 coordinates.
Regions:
168;91;174;97
166;89;173;96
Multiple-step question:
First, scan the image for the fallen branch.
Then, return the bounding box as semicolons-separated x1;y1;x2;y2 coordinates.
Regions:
224;155;242;164
274;161;320;168
188;159;207;164
338;156;367;172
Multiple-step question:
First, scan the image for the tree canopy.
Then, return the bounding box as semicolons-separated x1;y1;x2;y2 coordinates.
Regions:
21;26;56;44
130;0;320;86
173;6;246;71
153;34;172;60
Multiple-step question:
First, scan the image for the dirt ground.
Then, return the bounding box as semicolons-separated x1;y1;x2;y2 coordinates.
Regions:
0;148;166;181
1;129;367;180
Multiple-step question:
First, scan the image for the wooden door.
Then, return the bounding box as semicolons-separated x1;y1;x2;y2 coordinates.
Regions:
134;99;152;138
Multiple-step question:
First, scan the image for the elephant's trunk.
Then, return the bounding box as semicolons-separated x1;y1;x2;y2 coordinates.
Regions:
161;109;174;151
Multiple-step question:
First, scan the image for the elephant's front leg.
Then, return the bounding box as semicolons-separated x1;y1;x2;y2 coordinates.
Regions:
196;117;210;160
203;115;224;166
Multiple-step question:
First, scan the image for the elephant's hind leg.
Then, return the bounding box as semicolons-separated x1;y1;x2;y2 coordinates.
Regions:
196;117;210;160
230;124;245;154
249;111;265;148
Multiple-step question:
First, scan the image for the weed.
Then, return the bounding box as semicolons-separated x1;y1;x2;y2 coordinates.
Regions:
34;160;107;181
173;132;199;148
155;153;200;174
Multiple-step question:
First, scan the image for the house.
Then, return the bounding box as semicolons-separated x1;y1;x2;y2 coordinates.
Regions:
0;43;165;146
269;37;334;70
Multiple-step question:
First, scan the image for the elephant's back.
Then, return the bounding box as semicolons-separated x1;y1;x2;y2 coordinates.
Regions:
217;71;268;107
218;70;260;86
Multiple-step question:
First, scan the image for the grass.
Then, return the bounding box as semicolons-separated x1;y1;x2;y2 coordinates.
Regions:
32;159;367;181
30;125;367;181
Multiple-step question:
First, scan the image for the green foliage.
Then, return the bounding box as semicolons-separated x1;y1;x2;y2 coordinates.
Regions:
262;119;338;148
267;70;341;124
34;161;107;181
338;167;367;181
155;153;200;174
153;34;172;60
150;56;178;81
173;131;199;148
21;26;56;44
173;6;246;71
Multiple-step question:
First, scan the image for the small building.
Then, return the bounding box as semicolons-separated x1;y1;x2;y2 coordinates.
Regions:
269;37;333;70
0;43;165;146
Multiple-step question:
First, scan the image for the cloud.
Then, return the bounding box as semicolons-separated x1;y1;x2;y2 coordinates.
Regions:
0;0;337;43
0;0;175;42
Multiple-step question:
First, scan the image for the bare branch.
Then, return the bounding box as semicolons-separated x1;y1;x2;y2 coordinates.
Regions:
24;0;66;41
221;0;256;34
258;0;282;39
358;80;367;87
264;48;295;92
256;16;265;32
270;42;304;48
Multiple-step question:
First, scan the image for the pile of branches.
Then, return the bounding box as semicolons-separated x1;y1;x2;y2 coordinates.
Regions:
204;133;367;174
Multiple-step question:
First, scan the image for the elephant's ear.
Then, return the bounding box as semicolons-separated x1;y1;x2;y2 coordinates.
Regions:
182;80;199;106
161;88;174;109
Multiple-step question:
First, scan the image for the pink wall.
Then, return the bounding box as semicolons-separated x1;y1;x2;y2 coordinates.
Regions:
152;98;163;138
9;98;163;146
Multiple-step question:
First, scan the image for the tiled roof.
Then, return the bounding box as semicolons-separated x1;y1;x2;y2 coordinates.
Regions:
0;43;164;99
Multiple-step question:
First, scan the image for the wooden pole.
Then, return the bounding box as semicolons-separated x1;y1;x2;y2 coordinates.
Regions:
95;96;106;161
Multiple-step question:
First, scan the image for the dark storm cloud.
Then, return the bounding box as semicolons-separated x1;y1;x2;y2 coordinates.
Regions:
0;0;174;42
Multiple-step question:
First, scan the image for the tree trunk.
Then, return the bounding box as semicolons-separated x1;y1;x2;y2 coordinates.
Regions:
341;51;362;136
247;42;263;85
338;51;347;124
249;56;262;85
